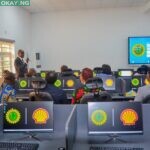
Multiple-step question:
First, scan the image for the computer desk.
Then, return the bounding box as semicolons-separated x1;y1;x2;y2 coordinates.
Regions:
112;95;135;101
0;105;74;150
72;104;150;150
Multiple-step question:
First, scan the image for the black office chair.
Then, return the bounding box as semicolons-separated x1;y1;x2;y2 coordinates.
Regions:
80;77;112;104
93;67;103;74
80;92;112;104
29;77;53;101
142;95;150;103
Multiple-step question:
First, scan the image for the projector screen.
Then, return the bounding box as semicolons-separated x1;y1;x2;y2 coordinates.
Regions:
128;36;150;64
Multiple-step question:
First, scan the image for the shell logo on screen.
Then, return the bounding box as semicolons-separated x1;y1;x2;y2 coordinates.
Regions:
74;72;79;77
6;108;21;124
120;109;138;126
32;108;49;124
144;78;150;85
66;79;75;88
132;44;145;57
20;80;27;88
91;110;107;126
131;78;140;86
105;79;113;87
54;79;62;87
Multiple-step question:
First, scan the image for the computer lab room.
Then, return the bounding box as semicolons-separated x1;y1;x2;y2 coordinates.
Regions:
0;0;150;150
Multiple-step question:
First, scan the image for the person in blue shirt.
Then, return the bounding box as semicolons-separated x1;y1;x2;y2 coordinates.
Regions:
0;71;17;103
44;71;67;104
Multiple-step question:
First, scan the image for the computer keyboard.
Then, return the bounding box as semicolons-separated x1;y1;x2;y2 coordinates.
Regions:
90;146;144;150
0;142;39;150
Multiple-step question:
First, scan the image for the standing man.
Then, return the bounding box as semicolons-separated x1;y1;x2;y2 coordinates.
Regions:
14;49;29;79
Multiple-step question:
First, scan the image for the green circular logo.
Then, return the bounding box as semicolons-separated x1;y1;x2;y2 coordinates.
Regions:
132;44;145;57
131;78;140;86
91;110;107;126
54;80;62;87
20;80;27;88
41;72;46;78
6;108;21;124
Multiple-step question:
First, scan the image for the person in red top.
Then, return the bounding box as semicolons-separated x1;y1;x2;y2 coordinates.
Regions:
71;68;93;104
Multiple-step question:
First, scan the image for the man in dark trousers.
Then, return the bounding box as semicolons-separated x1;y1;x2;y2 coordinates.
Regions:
14;49;29;79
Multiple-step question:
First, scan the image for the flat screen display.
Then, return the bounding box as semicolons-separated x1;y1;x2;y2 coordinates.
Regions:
118;69;134;77
3;101;53;132
18;78;33;90
88;102;143;135
128;36;150;64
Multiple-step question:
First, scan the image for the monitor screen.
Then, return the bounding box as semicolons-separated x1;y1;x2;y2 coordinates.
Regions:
128;36;150;64
72;70;80;77
18;78;33;90
3;101;53;132
88;102;143;135
131;76;142;89
118;69;134;77
141;75;150;86
40;71;49;79
100;76;116;91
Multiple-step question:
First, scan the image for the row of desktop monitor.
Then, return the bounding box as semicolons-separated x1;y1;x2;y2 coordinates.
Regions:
18;73;148;92
1;101;143;136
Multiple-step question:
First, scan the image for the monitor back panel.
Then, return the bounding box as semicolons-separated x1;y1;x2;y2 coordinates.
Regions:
3;101;53;132
88;102;143;135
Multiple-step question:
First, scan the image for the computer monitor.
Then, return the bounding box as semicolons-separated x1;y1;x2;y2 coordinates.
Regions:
18;78;33;90
128;36;150;64
40;70;49;79
3;101;53;132
131;76;142;89
142;75;150;86
88;102;143;135
100;76;116;91
118;69;134;77
72;70;80;78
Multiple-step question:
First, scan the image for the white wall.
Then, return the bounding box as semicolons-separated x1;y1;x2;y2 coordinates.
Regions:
0;7;31;62
31;7;150;71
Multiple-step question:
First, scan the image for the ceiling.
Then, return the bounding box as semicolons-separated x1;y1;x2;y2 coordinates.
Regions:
24;0;150;13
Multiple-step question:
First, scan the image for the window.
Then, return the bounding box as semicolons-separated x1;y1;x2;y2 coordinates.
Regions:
0;39;15;78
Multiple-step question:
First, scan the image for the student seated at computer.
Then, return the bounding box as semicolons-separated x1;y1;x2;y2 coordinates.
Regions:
0;71;17;103
61;65;69;73
26;68;37;77
80;77;111;104
134;65;149;76
134;67;150;102
43;71;67;104
71;68;94;104
97;64;112;77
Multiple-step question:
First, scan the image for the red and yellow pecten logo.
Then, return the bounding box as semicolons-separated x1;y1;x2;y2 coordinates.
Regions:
32;108;49;124
120;109;138;126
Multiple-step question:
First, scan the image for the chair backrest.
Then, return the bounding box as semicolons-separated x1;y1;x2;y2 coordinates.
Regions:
142;95;150;103
80;91;112;104
29;92;53;101
31;77;47;90
85;77;103;92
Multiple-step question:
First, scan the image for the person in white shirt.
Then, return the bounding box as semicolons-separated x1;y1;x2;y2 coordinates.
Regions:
134;68;150;102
